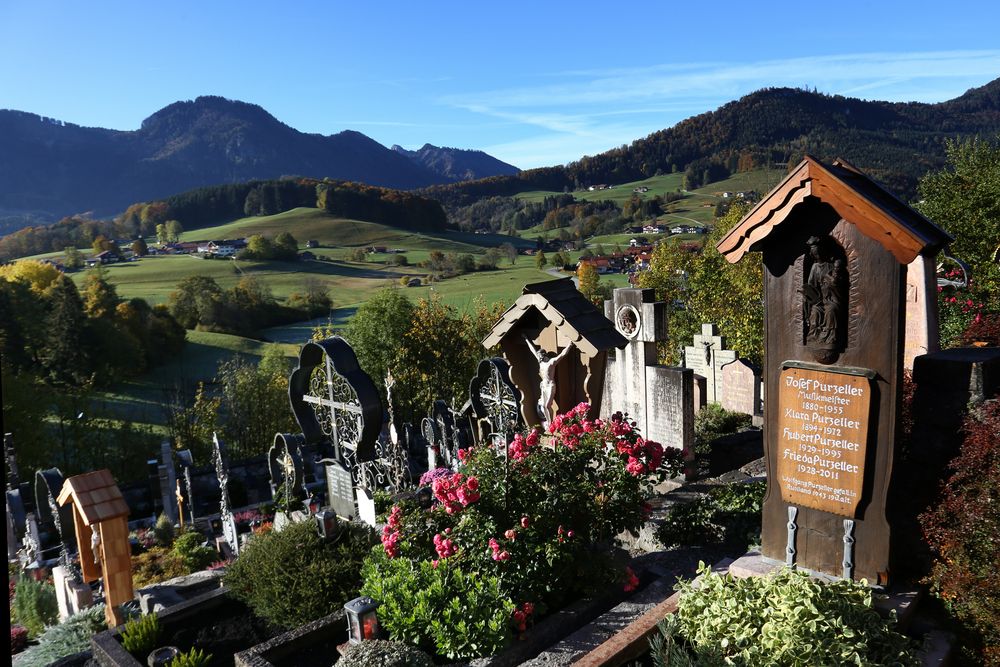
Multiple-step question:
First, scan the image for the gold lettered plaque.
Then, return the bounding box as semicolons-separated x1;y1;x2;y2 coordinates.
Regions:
776;365;872;517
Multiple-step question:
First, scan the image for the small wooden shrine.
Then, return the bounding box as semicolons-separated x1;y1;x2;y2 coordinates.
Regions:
483;278;627;426
717;156;951;583
57;469;133;627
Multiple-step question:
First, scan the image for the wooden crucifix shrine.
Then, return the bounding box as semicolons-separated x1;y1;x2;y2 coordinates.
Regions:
482;279;627;427
717;156;951;584
57;470;133;627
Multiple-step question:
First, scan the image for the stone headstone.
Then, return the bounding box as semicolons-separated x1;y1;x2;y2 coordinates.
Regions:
715;156;953;584
325;460;355;520
53;565;93;620
602;289;695;456
683;324;738;404
692;374;707;414
356;487;377;527
7;500;18;560
158;441;178;523
720;359;762;417
903;254;940;370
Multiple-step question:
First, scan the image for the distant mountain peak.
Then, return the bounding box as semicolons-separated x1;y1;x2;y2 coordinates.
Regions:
393;143;520;182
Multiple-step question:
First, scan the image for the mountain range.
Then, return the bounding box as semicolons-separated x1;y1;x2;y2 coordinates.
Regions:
0;96;519;224
3;79;999;232
423;77;1000;207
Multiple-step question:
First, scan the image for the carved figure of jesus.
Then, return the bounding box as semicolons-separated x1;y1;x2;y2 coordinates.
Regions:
523;335;573;424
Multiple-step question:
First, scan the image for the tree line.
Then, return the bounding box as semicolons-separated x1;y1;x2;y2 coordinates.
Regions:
1;262;187;480
0;178;450;262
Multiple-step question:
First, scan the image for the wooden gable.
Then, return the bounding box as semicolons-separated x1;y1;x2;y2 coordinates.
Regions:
57;469;130;526
717;156;952;265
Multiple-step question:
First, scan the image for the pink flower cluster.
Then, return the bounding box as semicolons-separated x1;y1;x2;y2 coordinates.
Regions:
512;601;535;633
623;566;640;592
548;402;601;449
488;537;511;561
609;412;666;476
433;532;457;559
432;473;481;514
508;429;540;461
381;505;404;558
556;524;574;543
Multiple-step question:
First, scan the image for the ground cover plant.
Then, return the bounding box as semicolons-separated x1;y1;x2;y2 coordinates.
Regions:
361;404;685;660
649;564;919;666
12;604;107;667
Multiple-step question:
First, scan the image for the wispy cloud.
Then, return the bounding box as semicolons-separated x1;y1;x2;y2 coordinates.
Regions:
443;50;1000;167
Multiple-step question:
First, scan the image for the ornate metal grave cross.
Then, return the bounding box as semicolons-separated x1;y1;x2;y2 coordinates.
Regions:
212;433;240;556
290;338;381;464
469;358;523;441
282;338;382;517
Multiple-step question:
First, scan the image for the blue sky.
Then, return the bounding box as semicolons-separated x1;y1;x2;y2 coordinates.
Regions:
1;1;998;169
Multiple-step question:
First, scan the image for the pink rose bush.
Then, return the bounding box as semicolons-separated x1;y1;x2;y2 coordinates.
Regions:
361;403;683;660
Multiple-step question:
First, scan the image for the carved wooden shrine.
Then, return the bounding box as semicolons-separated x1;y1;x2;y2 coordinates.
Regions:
717;156;951;583
483;278;627;427
57;469;133;627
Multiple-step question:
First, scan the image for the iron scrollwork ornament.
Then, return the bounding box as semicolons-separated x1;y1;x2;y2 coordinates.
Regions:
469;358;523;439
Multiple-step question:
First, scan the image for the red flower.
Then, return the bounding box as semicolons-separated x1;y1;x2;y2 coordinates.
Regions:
623;566;640;592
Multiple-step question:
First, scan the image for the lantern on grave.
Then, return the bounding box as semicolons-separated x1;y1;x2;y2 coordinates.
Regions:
314;509;339;540
344;596;381;643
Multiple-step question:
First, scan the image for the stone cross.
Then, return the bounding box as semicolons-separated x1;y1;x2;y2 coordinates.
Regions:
602;288;695;454
683;323;737;404
158;441;178;523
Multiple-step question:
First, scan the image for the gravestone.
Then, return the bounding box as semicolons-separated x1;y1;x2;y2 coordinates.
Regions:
720;359;762;418
601;288;695;455
716;156;952;583
176;449;195;527
212;434;240;557
683;324;737;404
903;255;940;370
158;441;178;523
469;357;524;441
287;337;383;520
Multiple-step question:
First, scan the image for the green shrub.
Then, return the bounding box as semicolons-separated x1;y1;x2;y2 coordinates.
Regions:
656;497;724;549
650;563;919;666
694;403;752;454
12;577;59;637
171;531;216;572
168;647;212;667
656;481;765;551
360;550;513;660
364;404;677;659
340;639;434;667
224;519;376;629
121;612;161;655
132;546;190;588
153;512;175;546
14;604;107;667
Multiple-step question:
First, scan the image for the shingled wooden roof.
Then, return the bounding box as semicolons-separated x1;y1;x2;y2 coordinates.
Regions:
482;278;627;356
57;469;129;526
716;156;952;265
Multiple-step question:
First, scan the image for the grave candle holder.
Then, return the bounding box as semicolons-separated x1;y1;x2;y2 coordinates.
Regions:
344;596;381;643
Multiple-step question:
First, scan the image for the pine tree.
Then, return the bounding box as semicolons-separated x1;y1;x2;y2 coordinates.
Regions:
42;276;90;385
